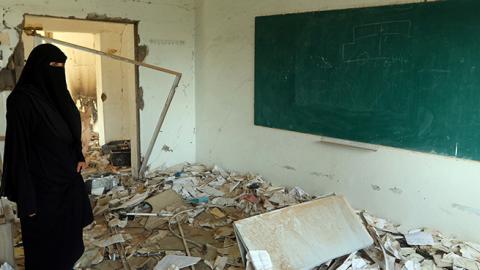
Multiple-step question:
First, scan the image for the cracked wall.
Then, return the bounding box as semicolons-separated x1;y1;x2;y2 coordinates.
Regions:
0;0;196;170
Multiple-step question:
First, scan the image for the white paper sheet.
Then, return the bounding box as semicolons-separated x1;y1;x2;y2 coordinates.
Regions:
154;255;201;270
92;234;126;248
197;186;224;197
0;263;14;270
405;231;434;246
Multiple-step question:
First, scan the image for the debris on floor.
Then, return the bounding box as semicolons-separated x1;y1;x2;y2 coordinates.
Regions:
0;198;15;268
82;129;130;176
0;262;14;270
7;163;480;270
102;140;132;168
153;255;201;270
234;195;373;269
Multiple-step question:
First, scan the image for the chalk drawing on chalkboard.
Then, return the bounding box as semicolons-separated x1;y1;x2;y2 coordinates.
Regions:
418;69;451;74
342;20;411;63
319;57;333;69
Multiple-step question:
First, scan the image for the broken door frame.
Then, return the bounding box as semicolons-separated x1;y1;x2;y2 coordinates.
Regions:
22;16;181;178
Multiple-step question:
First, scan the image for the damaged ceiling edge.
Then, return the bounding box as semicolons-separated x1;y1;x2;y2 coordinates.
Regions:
22;12;139;26
1;12;150;100
1;9;23;62
85;12;139;24
0;12;24;91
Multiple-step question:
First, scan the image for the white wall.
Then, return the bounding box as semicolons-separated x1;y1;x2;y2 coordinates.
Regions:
0;0;196;170
95;27;135;144
0;91;9;157
53;32;97;97
195;0;480;242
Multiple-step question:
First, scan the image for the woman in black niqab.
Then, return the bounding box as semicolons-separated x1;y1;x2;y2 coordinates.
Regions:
1;43;94;270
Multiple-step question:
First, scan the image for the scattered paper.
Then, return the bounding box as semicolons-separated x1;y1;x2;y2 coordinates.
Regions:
352;257;368;270
337;253;356;270
171;177;199;199
92;234;126;248
404;260;421;270
461;243;480;261
405;231;434;246
112;192;149;210
72;162;480;270
145;230;169;243
384;234;403;259
108;217;128;228
453;255;480;270
229;181;240;192
268;192;296;206
212;165;228;177
211;197;236;207
75;248;103;268
288;186;310;200
209;176;227;188
153;255;201;270
198;186;225;197
421;260;436;270
214;256;228;270
0;263;14;270
210;208;226;219
91;187;105;196
214;226;234;239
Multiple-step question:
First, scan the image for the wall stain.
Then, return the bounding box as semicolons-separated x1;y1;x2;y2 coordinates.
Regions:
129;0;153;4
452;203;480;217
161;144;173;152
389;187;403;194
148;39;186;46
137;86;144;110
371;185;381;191
310;171;334;180
86;13;137;23
282;165;296;171
439;207;453;216
137;44;148;62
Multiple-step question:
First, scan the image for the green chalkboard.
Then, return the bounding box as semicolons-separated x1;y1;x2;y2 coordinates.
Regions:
254;0;480;160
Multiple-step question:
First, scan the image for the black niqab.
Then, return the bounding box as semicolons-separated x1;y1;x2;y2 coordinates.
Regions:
15;43;84;162
1;44;93;270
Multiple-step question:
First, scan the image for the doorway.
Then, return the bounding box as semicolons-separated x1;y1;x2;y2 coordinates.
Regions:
22;15;140;177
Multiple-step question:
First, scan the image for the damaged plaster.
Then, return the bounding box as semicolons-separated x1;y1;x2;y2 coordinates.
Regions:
0;39;23;91
86;12;138;24
1;0;196;171
452;203;480;217
389;187;403;194
161;144;173;152
136;44;148;62
137;86;144;110
0;8;22;72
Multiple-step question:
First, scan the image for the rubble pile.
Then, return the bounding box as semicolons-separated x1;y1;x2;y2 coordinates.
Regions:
315;212;480;270
83;131;113;175
77;163;314;269
6;163;479;269
71;163;480;270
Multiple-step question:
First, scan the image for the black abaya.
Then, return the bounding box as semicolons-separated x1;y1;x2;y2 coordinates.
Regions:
1;44;93;270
